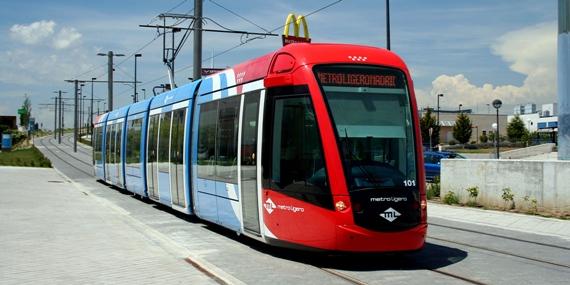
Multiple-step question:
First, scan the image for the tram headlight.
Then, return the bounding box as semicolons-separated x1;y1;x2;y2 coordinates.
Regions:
335;201;347;212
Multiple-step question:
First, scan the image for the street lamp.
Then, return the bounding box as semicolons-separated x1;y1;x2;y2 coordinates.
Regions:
134;54;142;103
82;95;86;133
437;93;444;125
79;83;85;136
90;77;96;136
97;51;124;111
492;99;502;159
142;88;146;100
459;104;463;113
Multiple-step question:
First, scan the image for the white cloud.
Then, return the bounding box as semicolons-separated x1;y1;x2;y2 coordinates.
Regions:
9;20;56;45
9;20;82;50
52;27;82;49
417;22;557;110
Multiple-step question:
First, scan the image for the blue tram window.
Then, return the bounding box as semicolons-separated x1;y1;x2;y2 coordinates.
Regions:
197;96;240;184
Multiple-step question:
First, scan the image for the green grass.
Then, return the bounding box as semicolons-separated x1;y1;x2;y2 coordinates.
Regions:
0;146;52;167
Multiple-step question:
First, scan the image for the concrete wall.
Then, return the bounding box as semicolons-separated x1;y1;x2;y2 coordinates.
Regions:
441;159;570;213
497;143;555;159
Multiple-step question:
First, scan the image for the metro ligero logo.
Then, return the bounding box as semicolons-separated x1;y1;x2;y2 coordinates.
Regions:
264;198;305;215
380;207;401;222
264;198;276;214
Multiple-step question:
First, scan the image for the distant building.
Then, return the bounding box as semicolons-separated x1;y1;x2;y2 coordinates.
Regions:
507;103;558;143
540;103;558;117
420;109;507;144
513;103;537;115
0;116;17;130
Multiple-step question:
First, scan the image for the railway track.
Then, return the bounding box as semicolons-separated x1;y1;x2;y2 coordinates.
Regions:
37;137;93;177
429;222;570;251
47;137;93;168
319;265;489;285
428;236;570;270
65;135;92;155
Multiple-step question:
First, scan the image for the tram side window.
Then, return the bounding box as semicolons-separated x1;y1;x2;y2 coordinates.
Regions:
262;91;332;209
197;102;218;179
216;96;240;184
92;126;97;163
126;118;142;167
158;112;172;173
197;96;241;183
116;123;123;163
105;125;112;164
148;115;159;164
94;126;103;162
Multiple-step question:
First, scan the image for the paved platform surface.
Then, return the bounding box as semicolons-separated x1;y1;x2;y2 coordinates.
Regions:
428;203;570;240
0;167;217;284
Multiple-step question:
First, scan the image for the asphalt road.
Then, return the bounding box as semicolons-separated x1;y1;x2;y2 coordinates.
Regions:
36;134;570;285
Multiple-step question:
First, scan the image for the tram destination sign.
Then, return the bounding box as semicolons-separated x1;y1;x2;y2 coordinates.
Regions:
316;71;403;88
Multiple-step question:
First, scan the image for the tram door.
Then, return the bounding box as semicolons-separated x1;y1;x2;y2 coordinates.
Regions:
170;108;186;208
105;123;113;181
147;115;160;199
241;91;261;234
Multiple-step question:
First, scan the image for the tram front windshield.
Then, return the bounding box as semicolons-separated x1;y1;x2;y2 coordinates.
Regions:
315;65;417;191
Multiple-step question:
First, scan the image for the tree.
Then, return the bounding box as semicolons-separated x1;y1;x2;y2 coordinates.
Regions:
452;113;472;144
420;108;440;148
19;95;32;129
507;115;528;142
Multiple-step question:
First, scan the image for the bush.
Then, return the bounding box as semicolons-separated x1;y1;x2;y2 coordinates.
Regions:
464;144;478;149
466;186;479;207
523;195;538;214
501;187;515;209
426;177;440;200
480;133;488;143
443;191;459;205
449;140;457;146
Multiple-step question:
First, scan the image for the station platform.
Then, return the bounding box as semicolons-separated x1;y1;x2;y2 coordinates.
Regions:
428;203;570;241
0;166;217;284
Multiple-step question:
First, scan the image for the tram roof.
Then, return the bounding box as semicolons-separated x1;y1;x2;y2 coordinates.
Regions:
195;43;408;96
127;97;152;116
93;112;108;125
149;81;200;110
106;105;130;121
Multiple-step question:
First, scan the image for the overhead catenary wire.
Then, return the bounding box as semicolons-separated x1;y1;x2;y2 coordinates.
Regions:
208;0;270;33
72;1;190;81
147;0;189;25
129;0;345;92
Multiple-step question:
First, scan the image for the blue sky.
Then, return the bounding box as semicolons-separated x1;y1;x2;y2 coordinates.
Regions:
0;0;558;129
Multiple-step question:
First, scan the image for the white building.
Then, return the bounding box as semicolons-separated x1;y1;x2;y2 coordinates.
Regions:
540;103;558;117
508;103;558;134
513;103;537;115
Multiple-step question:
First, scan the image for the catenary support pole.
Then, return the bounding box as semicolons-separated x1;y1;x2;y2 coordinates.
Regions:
54;96;57;139
193;0;203;81
90;77;95;136
74;80;78;153
58;91;62;143
386;0;390;50
558;0;570;160
107;51;114;112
